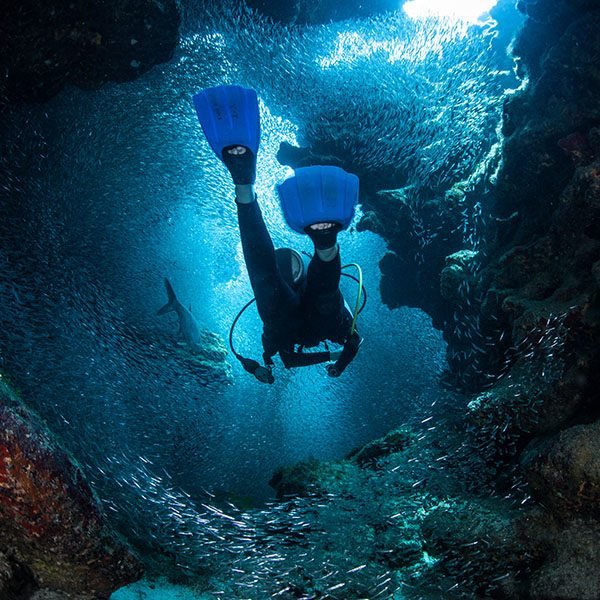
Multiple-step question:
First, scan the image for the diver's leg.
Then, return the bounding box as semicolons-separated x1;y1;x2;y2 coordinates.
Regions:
305;222;342;293
227;145;284;313
235;184;299;324
305;245;342;298
304;224;352;342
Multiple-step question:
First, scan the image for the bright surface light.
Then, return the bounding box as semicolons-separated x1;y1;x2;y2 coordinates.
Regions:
403;0;498;22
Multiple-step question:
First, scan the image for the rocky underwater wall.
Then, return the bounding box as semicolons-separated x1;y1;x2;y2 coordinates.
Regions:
305;0;599;596
459;0;600;593
269;0;600;597
0;0;179;105
0;380;143;598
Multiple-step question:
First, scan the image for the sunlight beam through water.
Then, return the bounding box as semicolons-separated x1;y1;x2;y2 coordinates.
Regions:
403;0;498;22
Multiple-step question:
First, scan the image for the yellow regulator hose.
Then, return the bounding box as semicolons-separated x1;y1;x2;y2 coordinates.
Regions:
342;263;363;334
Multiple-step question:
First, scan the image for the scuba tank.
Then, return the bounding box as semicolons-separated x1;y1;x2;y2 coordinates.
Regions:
274;247;310;289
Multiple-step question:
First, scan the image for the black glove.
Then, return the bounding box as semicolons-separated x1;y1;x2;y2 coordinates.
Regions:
328;331;362;377
239;357;274;384
327;364;341;378
221;145;257;185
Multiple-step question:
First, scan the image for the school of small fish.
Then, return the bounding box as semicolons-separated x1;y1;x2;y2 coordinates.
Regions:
0;3;538;598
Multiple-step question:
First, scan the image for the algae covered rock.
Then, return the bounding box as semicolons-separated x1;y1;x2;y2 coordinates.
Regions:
467;361;584;439
440;250;479;305
0;394;142;598
270;428;414;499
358;186;466;329
269;457;360;499
521;420;600;518
529;522;600;600
421;499;530;598
518;509;600;600
347;427;413;469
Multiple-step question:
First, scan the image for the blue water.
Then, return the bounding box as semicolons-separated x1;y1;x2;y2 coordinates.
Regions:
0;0;523;596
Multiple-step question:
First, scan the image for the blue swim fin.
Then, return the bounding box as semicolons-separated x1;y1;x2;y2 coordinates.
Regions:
277;166;359;234
192;85;261;161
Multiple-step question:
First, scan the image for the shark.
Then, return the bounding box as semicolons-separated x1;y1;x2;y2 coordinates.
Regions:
157;278;203;351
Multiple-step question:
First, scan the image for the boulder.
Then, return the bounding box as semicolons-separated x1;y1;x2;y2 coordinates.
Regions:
421;499;530;599
0;398;143;598
521;420;600;518
440;250;479;305
529;520;600;600
518;509;600;600
269;458;360;499
346;427;413;469
358;185;467;330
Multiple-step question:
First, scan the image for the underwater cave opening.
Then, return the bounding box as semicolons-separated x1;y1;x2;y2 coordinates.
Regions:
0;0;527;596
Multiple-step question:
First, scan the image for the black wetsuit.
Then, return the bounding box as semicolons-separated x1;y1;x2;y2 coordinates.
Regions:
237;199;360;374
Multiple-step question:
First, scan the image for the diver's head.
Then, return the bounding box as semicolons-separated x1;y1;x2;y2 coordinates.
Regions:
275;248;307;288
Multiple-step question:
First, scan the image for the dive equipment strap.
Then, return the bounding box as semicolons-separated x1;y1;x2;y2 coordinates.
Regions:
279;349;333;369
228;263;367;382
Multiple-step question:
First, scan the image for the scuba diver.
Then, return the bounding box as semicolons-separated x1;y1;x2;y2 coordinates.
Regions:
193;85;363;384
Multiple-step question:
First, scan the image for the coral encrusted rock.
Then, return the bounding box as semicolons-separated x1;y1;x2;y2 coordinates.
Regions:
518;508;600;600
346;427;413;469
0;397;143;598
521;420;600;518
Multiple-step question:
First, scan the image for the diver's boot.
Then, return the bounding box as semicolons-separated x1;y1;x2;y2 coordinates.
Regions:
223;145;256;204
223;145;257;185
305;222;342;261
